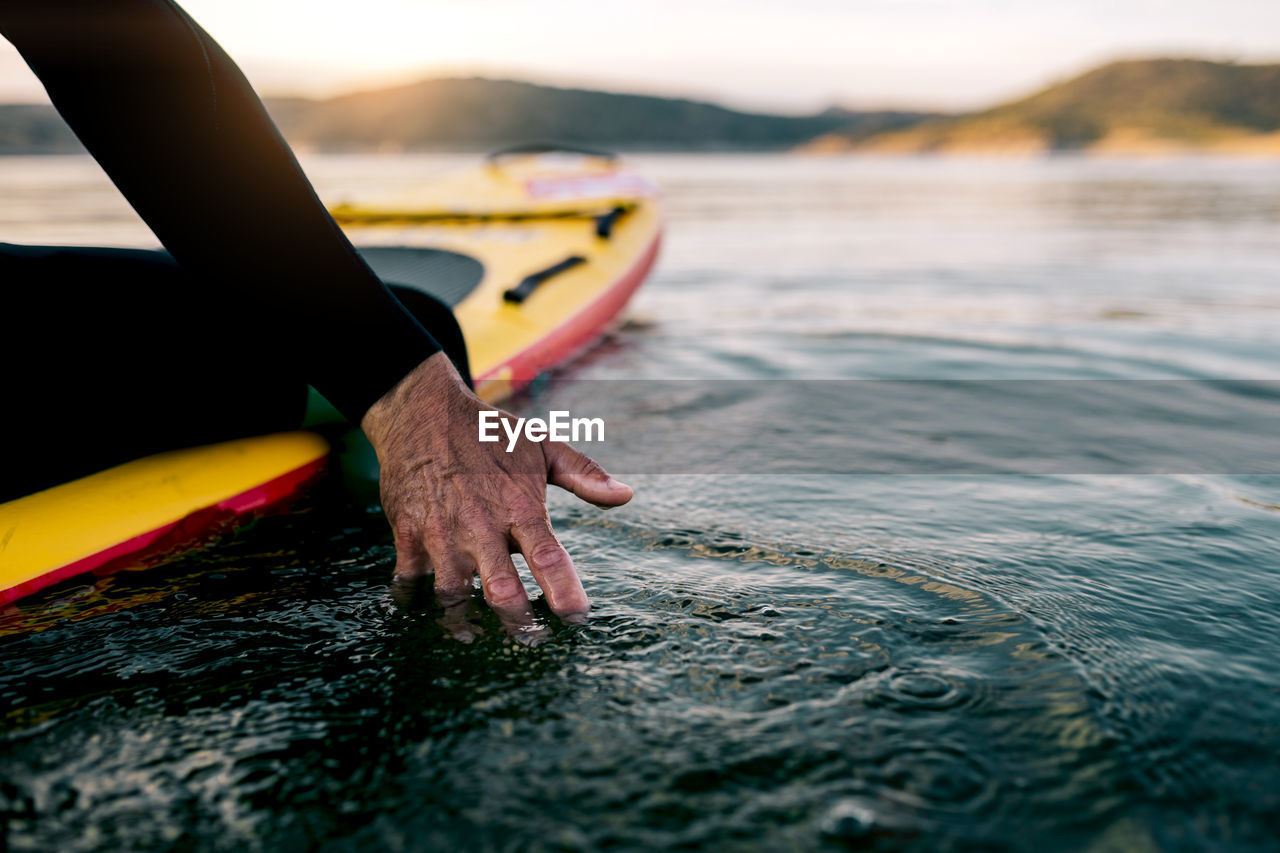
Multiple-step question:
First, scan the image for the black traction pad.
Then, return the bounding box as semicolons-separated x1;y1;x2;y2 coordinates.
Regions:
355;246;485;307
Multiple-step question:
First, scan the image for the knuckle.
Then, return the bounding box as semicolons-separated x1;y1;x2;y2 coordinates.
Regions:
528;540;571;573
485;573;526;606
505;509;536;530
422;516;454;547
433;576;472;603
393;519;419;546
578;455;607;479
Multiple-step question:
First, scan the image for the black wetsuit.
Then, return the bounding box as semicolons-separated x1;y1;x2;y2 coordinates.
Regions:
0;0;469;500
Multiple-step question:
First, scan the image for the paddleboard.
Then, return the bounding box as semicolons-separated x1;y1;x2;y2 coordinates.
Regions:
333;144;662;400
0;147;661;607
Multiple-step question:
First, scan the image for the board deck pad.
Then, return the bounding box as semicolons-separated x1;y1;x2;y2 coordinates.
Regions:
357;246;485;307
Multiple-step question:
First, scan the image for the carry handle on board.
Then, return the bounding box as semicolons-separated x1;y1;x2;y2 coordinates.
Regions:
486;143;618;166
594;205;629;239
503;255;587;304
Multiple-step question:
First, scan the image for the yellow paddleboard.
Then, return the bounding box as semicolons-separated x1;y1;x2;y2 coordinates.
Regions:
338;146;662;401
0;433;329;606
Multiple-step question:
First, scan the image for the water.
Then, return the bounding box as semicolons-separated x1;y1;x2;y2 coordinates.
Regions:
3;154;1280;851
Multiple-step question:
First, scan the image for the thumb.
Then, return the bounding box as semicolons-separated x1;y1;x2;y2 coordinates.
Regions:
545;442;633;508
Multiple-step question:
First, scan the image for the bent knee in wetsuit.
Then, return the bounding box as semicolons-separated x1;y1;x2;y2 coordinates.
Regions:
0;243;471;501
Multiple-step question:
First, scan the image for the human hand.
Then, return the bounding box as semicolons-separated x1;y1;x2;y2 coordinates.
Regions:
361;352;633;625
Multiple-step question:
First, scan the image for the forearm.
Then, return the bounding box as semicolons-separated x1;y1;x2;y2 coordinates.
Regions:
0;0;439;421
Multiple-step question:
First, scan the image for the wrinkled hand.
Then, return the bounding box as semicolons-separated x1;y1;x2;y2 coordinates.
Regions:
361;352;632;624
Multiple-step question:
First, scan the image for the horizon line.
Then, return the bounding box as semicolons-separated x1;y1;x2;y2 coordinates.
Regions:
0;52;1276;117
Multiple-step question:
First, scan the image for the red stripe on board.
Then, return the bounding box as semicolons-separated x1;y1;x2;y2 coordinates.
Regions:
475;227;662;391
0;456;326;607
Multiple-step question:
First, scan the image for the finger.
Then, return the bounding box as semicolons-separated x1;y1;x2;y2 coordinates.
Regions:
436;594;484;644
389;573;427;609
544;442;633;508
392;524;431;582
475;542;533;613
431;548;476;598
511;518;589;618
474;542;542;639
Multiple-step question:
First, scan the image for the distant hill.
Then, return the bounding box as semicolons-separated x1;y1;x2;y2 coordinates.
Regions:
0;76;928;154
264;78;928;152
804;59;1280;155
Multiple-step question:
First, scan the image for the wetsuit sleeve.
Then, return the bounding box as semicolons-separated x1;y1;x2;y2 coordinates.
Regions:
0;0;442;423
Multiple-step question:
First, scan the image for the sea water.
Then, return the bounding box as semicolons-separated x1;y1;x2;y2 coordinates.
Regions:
2;153;1279;851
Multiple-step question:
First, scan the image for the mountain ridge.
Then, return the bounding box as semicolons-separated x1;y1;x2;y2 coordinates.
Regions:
804;58;1280;155
0;76;927;155
6;60;1278;157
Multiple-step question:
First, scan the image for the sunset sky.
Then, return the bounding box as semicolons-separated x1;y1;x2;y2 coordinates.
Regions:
1;0;1277;112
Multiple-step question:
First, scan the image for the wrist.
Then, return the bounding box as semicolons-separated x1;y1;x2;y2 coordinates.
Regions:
360;351;473;449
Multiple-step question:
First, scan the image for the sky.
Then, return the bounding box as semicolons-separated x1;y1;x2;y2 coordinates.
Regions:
1;0;1278;113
